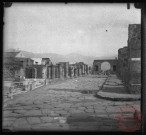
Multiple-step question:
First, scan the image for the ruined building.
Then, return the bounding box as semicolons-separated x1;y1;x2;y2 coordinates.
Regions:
92;59;117;74
118;24;141;94
3;51;34;80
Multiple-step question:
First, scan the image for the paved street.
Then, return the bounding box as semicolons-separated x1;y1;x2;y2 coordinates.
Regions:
3;75;140;131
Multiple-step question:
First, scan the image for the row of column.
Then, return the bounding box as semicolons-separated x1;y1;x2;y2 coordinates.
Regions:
47;62;89;79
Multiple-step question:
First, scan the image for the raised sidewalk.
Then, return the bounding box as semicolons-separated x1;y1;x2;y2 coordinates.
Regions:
96;74;141;101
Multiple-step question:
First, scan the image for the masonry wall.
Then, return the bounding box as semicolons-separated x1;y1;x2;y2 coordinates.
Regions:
92;60;117;74
127;24;141;94
117;24;141;94
117;47;128;83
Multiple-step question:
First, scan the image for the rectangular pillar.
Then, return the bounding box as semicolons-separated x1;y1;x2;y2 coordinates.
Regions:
55;65;59;78
59;64;63;79
127;24;141;94
48;66;52;79
65;62;69;78
51;65;55;79
79;67;82;76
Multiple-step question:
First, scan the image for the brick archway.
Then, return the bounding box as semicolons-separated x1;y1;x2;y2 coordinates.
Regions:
92;59;117;74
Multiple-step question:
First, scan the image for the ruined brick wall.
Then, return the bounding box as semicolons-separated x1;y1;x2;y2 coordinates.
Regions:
92;62;101;74
92;60;117;74
127;24;141;94
25;67;37;78
35;66;43;78
117;47;128;83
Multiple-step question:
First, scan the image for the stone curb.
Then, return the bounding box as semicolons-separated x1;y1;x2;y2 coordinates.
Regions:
96;91;141;101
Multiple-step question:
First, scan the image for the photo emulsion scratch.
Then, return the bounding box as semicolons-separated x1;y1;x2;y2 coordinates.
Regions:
3;3;142;132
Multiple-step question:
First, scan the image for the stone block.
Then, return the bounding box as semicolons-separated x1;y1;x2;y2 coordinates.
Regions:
128;72;141;84
40;117;54;123
128;38;141;49
129;50;141;58
128;84;141;94
27;117;41;125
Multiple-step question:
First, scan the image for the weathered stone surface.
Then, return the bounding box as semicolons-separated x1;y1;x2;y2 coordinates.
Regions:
3;75;141;131
27;117;41;124
40;117;54;123
3;110;13;116
55;110;68;115
41;109;53;115
23;110;42;116
52;107;64;111
3;111;22;117
95;114;109;118
3;120;14;127
54;103;71;108
106;107;120;113
12;118;31;130
85;109;94;113
94;109;106;113
13;109;27;114
70;110;84;114
77;107;86;110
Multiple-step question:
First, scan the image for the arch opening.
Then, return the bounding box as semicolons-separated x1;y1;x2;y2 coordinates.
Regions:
101;62;111;72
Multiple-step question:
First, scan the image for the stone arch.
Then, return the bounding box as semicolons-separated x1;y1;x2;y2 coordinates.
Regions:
92;59;117;74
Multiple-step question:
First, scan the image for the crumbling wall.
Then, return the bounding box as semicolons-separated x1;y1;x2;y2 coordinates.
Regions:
117;47;128;83
127;24;141;94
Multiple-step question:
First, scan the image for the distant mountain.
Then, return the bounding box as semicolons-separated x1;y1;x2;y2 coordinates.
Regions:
34;53;117;66
4;49;117;66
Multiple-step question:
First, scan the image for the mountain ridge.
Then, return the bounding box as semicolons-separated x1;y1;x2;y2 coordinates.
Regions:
5;49;117;66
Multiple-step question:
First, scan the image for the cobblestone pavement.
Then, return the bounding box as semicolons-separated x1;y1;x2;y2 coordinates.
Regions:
3;75;140;131
46;75;107;91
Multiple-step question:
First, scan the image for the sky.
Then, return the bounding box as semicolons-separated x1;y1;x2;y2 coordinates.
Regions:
4;3;141;57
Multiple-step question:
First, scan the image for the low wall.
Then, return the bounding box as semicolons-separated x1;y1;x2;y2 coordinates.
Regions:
4;79;46;102
24;78;46;90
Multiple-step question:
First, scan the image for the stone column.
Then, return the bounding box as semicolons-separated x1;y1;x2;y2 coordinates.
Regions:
32;68;37;78
84;64;86;75
86;65;89;74
74;68;76;77
42;67;47;79
51;65;55;79
62;65;65;78
59;64;63;79
65;62;69;78
73;66;75;77
79;66;82;76
68;67;71;78
70;66;74;78
55;65;59;78
48;66;52;79
81;65;83;76
76;68;78;77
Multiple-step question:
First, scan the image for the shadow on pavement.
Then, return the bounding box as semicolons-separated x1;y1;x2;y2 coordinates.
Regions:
66;113;120;131
102;86;130;94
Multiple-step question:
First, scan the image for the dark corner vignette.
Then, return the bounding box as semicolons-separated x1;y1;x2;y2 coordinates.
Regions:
2;2;144;133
